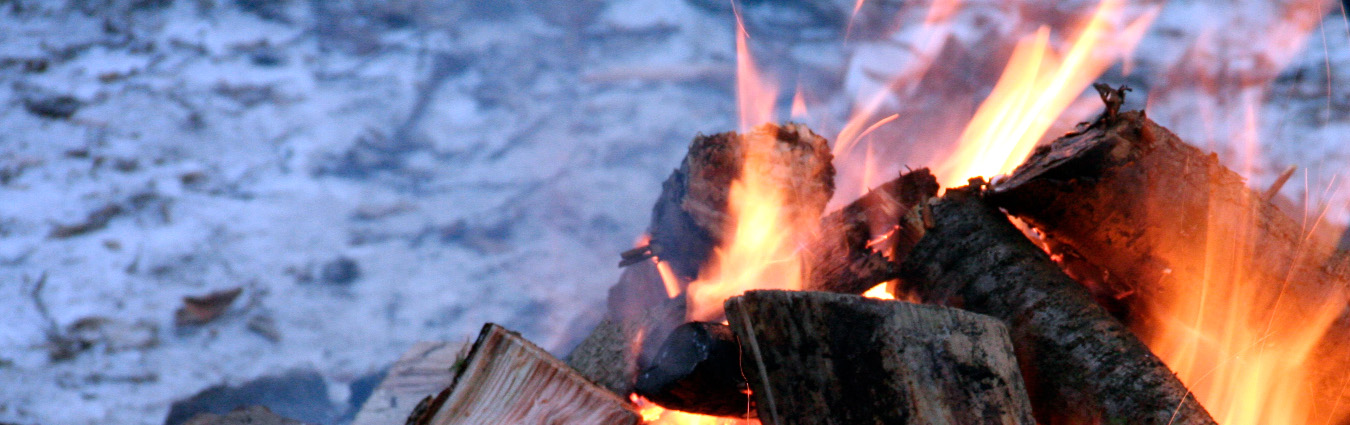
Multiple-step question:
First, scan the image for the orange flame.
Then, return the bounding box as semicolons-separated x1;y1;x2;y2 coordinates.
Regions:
934;0;1156;187
633;394;759;425
684;124;807;321
735;8;776;133
1144;190;1347;425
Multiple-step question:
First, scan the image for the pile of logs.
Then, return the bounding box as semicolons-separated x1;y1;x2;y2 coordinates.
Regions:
352;86;1350;425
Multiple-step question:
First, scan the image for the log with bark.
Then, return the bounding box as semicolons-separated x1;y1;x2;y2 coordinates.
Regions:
895;184;1216;425
988;85;1346;326
427;323;639;425
623;123;837;280
571;126;933;401
724;290;1035;425
987;86;1350;422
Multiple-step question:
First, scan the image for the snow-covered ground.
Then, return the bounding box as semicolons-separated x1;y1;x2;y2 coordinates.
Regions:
1;1;1347;424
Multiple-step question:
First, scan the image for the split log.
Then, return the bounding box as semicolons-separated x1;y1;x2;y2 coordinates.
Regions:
896;185;1216;425
633;321;748;417
350;341;466;425
724;290;1034;425
428;323;639;425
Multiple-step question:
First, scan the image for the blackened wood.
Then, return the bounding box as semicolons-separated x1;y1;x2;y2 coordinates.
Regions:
897;186;1216;425
633;322;749;417
725;290;1035;425
803;168;938;294
431;324;638;425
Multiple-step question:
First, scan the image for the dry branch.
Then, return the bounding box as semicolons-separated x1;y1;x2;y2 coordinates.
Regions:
725;290;1034;425
896;185;1216;425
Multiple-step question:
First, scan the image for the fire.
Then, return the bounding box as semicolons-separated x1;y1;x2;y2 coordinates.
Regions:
862;282;895;300
933;0;1155;187
632;395;758;425
684;124;807;321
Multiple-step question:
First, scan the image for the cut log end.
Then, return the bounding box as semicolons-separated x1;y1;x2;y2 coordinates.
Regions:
437;324;639;425
726;290;1035;425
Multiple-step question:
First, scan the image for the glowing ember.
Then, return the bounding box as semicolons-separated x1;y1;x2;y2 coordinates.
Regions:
633;394;759;425
862;282;895;300
934;0;1156;187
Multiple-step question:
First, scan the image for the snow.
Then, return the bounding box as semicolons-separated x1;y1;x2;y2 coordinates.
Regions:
0;1;1347;424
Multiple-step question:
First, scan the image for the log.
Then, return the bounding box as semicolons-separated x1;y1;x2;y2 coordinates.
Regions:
350;341;466;425
633;321;749;417
633;122;836;280
428;323;639;425
724;290;1034;425
987;94;1350;422
988;103;1350;329
896;185;1216;425
802;168;939;294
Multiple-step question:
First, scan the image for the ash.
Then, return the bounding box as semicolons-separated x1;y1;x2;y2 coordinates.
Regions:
0;0;1346;424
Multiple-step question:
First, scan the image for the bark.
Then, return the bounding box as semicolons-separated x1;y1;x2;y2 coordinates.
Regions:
635;123;836;280
725;290;1035;425
896;185;1216;425
803;168;938;294
988;108;1349;328
988;106;1350;422
432;324;639;425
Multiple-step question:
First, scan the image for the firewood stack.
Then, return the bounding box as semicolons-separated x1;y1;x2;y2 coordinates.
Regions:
357;86;1350;424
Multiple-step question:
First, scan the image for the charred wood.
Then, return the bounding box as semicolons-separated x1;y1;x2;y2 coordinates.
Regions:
725;290;1034;425
896;185;1216;425
802;168;938;294
633;321;749;417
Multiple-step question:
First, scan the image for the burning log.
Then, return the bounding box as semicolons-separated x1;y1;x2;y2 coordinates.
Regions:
802;168;939;294
426;323;639;425
625;123;836;280
724;290;1035;425
633;321;748;417
988;100;1349;325
895;185;1216;425
987;88;1350;421
574;125;930;400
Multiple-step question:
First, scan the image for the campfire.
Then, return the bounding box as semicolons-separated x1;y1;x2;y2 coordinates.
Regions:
348;1;1350;424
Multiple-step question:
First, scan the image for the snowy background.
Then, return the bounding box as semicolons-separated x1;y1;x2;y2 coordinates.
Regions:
1;0;1348;424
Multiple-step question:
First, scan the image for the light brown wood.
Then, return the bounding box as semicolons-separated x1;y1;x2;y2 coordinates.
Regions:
725;290;1035;425
431;323;639;425
350;341;467;425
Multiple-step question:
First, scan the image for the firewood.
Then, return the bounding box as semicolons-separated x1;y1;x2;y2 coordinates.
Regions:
987;96;1350;422
630;122;836;280
350;341;466;425
429;324;639;425
988;103;1348;326
896;185;1217;425
802;168;939;294
633;321;749;417
724;290;1035;425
